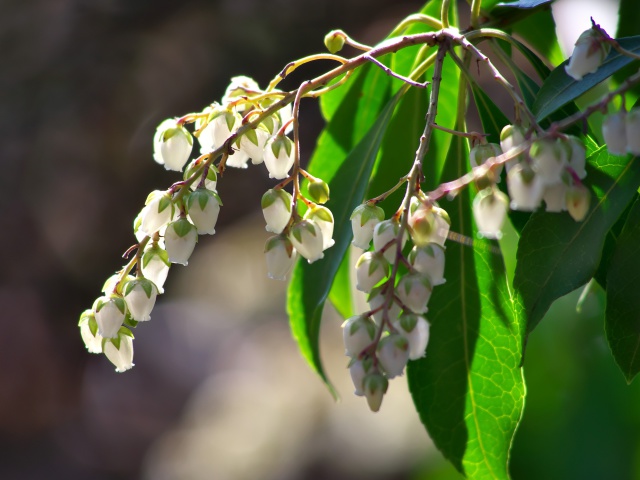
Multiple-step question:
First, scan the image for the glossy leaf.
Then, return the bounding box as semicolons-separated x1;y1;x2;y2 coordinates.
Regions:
328;252;354;319
514;150;640;337
533;36;640;122
605;198;640;383
408;124;525;478
287;88;398;395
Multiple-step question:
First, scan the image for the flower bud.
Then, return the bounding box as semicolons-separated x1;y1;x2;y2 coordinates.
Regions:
103;327;134;373
264;234;297;280
373;219;406;263
507;163;544;211
140;191;175;237
396;273;432;314
261;189;292;234
79;310;103;354
565;28;610;81
472;188;509;239
123;277;158;322
239;124;271;165
184;160;218;191
153;119;193;171
94;294;127;338
377;334;409;378
363;372;388;412
324;30;346;54
289;219;324;263
566;183;590;221
141;244;170;294
602;112;627;156
351;203;385;250
500;124;526;170
394;313;430;360
342;315;376;357
264;134;294;179
367;286;401;325
626;108;640;155
307;179;330;204
542;181;568;212
355;252;389;292
470;142;503;177
304;205;335;250
529;138;568;185
186;188;222;235
164;218;198;265
408;244;446;286
349;359;369;396
566;135;587;179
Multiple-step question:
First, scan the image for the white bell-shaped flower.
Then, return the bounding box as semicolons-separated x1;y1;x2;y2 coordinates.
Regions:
543;181;568;212
225;148;251;169
373;219;406;263
470;142;503;177
409;244;446;286
222;76;262;110
408;198;436;246
186;188;222;235
529;138;568;186
377;334;409;378
396;273;432;314
262;189;292;234
566;135;587;179
194;103;221;153
431;206;450;247
507;163;545;211
355;252;389;292
304;205;335;250
289;219;324;263
363;372;388;412
473;188;509;239
133;211;147;243
342;315;376;358
103;328;135;373
141;244;170;294
123;277;158;322
626;108;640;155
500;124;527;172
264;234;297;281
153;119;193;171
94;294;127;339
603;112;627;156
102;273;134;295
565;28;610;81
349;360;367;396
367;286;402;324
394;313;430;360
164;218;198;265
566;183;590;221
263;134;294;179
184;159;218;191
351;203;385;249
78;310;103;354
213;110;242;150
240;124;271;165
140;191;175;237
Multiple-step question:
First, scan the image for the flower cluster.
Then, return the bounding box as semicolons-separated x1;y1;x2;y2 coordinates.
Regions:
343;194;448;411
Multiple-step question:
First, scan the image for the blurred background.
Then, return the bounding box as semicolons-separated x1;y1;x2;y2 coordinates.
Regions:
2;0;639;479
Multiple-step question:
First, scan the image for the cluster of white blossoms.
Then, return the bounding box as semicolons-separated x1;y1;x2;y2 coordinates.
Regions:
80;75;311;371
342;194;449;411
468;125;590;241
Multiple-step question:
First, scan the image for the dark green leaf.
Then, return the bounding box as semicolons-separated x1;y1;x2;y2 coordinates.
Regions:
533;36;640;122
496;0;552;8
605;197;640;382
287;86;397;396
408;130;525;478
514;151;640;337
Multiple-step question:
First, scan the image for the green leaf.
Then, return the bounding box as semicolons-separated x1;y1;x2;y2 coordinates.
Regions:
605;198;640;382
509;5;564;67
408;132;525;479
287;76;397;396
533;36;640;122
328;252;354;319
514;150;640;338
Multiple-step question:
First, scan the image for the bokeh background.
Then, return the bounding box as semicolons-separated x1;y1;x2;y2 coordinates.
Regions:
2;0;639;479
